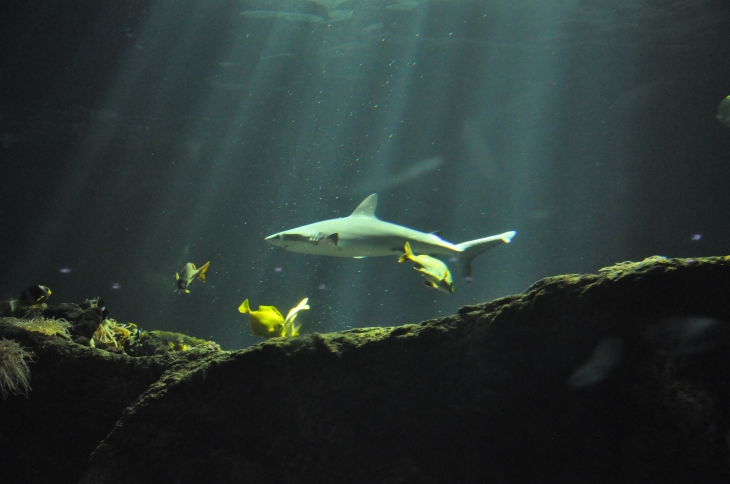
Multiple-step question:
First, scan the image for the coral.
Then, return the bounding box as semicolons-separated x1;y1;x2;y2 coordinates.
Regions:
0;338;35;399
8;317;72;339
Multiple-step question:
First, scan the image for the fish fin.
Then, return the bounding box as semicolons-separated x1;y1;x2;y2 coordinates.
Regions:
283;316;302;337
175;273;180;281
398;242;414;263
238;299;251;314
197;261;210;282
283;298;309;337
285;298;310;323
259;305;284;319
185;289;190;294
455;231;516;282
423;281;437;289
349;193;379;218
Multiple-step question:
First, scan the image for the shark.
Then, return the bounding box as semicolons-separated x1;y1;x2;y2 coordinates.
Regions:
265;194;516;281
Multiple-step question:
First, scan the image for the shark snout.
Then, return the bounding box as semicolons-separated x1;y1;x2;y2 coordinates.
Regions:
264;233;284;246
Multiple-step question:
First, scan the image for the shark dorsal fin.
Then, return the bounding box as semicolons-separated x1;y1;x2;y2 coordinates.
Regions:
350;194;378;218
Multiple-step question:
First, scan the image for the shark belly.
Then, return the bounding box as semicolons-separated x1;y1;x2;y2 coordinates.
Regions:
267;217;459;258
320;218;458;258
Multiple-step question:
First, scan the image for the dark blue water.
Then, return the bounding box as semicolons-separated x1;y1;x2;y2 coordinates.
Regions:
2;0;729;349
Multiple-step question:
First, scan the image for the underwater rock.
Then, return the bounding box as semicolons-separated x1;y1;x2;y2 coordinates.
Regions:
2;256;730;483
0;321;174;483
125;329;222;356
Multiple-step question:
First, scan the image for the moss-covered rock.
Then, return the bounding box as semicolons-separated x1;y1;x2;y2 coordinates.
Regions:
125;330;222;356
2;256;730;483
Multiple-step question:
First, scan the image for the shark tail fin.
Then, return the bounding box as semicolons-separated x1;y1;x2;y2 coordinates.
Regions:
196;261;210;282
238;298;251;314
455;231;516;282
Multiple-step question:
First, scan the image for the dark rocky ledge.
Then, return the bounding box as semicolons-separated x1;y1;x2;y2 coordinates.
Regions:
2;256;730;483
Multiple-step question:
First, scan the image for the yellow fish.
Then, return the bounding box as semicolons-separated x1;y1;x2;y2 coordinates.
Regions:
398;242;454;293
238;298;309;339
175;261;210;294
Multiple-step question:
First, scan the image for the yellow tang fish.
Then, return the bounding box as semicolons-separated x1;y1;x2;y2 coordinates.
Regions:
238;298;309;339
398;242;454;293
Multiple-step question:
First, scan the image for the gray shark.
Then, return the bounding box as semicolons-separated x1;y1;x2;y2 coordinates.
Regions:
265;194;516;281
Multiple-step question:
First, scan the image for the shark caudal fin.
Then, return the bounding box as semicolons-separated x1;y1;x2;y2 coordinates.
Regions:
455;231;516;282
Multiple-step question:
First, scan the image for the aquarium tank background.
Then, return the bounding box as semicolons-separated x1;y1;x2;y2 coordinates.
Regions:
1;0;729;350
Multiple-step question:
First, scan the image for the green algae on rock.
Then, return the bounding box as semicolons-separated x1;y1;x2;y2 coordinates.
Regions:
1;256;730;484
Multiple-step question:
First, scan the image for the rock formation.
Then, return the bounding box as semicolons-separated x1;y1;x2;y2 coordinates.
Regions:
1;256;729;483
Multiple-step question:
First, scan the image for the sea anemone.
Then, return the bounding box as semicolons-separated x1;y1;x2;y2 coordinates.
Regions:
0;338;35;399
9;317;72;339
93;319;136;347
